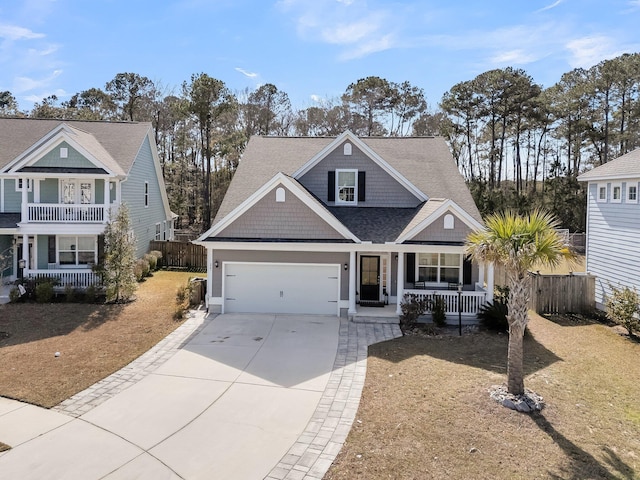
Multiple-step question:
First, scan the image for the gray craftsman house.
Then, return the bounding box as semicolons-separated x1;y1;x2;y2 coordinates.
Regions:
195;131;495;318
0;118;175;291
578;148;640;309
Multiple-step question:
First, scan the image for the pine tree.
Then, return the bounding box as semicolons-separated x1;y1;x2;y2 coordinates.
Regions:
103;204;137;303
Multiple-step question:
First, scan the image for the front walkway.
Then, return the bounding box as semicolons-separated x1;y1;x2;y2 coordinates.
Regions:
0;311;401;480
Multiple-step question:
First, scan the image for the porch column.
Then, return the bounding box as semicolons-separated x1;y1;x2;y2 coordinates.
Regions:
348;250;356;316
103;179;110;222
478;263;485;289
21;177;28;222
486;262;495;302
22;234;29;271
396;252;404;315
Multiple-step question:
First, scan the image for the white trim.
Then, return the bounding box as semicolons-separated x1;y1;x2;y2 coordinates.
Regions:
395;199;484;243
415;251;463;286
144;181;149;208
611;182;622;203
59;178;95;204
335;168;358;205
627;182;638;203
0;178;4;212
291;131;427;202
597;183;607;203
196;172;360;243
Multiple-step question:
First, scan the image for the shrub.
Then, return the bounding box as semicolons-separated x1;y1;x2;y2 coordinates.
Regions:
173;304;186;320
400;294;430;328
430;295;447;327
85;284;97;303
134;258;150;282
144;253;157;272
605;283;640;337
478;300;509;332
149;250;162;269
64;285;77;303
35;282;54;303
9;287;20;303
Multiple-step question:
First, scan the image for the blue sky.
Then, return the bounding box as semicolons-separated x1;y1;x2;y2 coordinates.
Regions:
1;0;639;112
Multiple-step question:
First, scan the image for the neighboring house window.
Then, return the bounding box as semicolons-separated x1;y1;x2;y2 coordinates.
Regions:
155;223;161;241
612;183;622;203
144;182;149;207
58;236;97;266
417;253;461;284
16;179;32;192
597;184;607;202
444;214;455;229
628;184;638;203
335;169;357;204
60;179;93;204
343;143;352;155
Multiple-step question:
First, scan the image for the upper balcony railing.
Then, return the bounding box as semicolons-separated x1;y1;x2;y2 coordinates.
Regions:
26;203;107;223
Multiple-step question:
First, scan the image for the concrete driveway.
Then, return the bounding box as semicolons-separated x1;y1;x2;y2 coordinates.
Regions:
0;313;344;479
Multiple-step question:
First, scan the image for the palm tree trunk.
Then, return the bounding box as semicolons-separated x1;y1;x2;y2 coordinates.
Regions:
506;273;530;396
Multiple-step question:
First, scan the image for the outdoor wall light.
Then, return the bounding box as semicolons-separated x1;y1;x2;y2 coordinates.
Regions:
344;263;348;271
214;260;219;268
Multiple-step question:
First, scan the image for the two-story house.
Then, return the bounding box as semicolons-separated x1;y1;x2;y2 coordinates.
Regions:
578;148;640;309
195;131;495;318
0;118;175;292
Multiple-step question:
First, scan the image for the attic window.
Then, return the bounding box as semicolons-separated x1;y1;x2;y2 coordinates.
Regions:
335;169;357;204
60;147;68;158
276;187;286;202
444;214;455;229
343;143;352;156
597;184;607;203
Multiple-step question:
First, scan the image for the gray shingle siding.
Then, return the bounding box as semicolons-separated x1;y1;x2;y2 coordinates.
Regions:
586;182;640;307
407;212;472;243
216;185;347;240
299;141;422;208
121;135;167;258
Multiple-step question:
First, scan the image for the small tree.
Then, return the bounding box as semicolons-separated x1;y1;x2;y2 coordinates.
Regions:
103;204;137;302
605;284;640;337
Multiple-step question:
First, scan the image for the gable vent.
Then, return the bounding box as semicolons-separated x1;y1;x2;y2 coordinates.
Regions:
60;147;68;158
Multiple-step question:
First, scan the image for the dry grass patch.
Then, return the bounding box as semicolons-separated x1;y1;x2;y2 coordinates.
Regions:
0;271;195;408
326;313;640;480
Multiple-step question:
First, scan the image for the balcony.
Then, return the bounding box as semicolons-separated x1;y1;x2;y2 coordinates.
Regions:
26;204;107;223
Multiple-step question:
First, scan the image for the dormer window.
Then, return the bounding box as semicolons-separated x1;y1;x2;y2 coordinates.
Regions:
336;169;357;204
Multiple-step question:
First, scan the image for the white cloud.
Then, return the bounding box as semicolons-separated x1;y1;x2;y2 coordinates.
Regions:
566;35;625;68
0;24;44;41
537;0;563;13
23;88;67;103
321;18;381;45
310;94;322;102
13;69;62;93
235;67;258;78
490;49;541;65
339;34;395;60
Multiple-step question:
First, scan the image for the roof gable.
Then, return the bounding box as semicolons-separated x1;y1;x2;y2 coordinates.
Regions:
578;148;640;182
292;131;427;202
198;172;360;243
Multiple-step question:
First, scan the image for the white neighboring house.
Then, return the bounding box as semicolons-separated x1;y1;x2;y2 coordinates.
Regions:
0;118;176;291
577;148;640;309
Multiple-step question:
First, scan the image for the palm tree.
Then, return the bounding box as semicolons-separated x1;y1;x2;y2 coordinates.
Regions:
466;210;573;396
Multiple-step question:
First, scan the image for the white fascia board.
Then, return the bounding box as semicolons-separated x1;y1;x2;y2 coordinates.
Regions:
192;240;466;254
291;130;428;202
5;126;119;176
16;223;107;235
578;174;640;182
0;228;18;234
195;172;360;243
396;200;484;244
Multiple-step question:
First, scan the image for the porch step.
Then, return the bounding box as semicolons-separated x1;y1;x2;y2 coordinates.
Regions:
358;300;386;307
350;316;399;325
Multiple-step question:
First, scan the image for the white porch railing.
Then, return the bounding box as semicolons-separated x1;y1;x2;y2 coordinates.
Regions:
403;289;487;317
26;269;102;289
26;204;107;223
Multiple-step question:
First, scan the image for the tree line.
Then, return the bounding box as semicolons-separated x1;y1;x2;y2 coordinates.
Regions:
2;52;639;232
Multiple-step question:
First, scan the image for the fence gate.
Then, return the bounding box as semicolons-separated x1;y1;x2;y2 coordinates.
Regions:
529;272;596;314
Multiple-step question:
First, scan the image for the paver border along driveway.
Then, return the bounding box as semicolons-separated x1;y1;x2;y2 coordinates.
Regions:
0;312;401;480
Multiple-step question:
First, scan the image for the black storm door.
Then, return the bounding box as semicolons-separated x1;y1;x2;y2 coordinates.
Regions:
360;256;380;301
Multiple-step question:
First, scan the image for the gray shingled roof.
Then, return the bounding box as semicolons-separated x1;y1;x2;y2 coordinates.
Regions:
578;148;640;181
0;213;21;229
214;135;482;225
328;206;421;243
0;118;152;175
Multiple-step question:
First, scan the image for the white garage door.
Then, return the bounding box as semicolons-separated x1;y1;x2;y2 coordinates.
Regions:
224;263;340;315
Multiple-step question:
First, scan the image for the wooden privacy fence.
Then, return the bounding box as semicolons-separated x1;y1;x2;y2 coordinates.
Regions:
528;272;595;314
149;240;206;271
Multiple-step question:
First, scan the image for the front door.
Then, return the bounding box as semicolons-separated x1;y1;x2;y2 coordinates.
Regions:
360;256;380;301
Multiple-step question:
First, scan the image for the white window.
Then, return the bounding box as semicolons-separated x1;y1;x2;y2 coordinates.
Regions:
417;253;461;284
16;179;32;192
155;223;161;241
612;183;622;203
60;179;93;204
627;183;638;203
597;184;607;203
58;236;97;266
335;169;357;205
144;182;149;207
444;214;455;229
